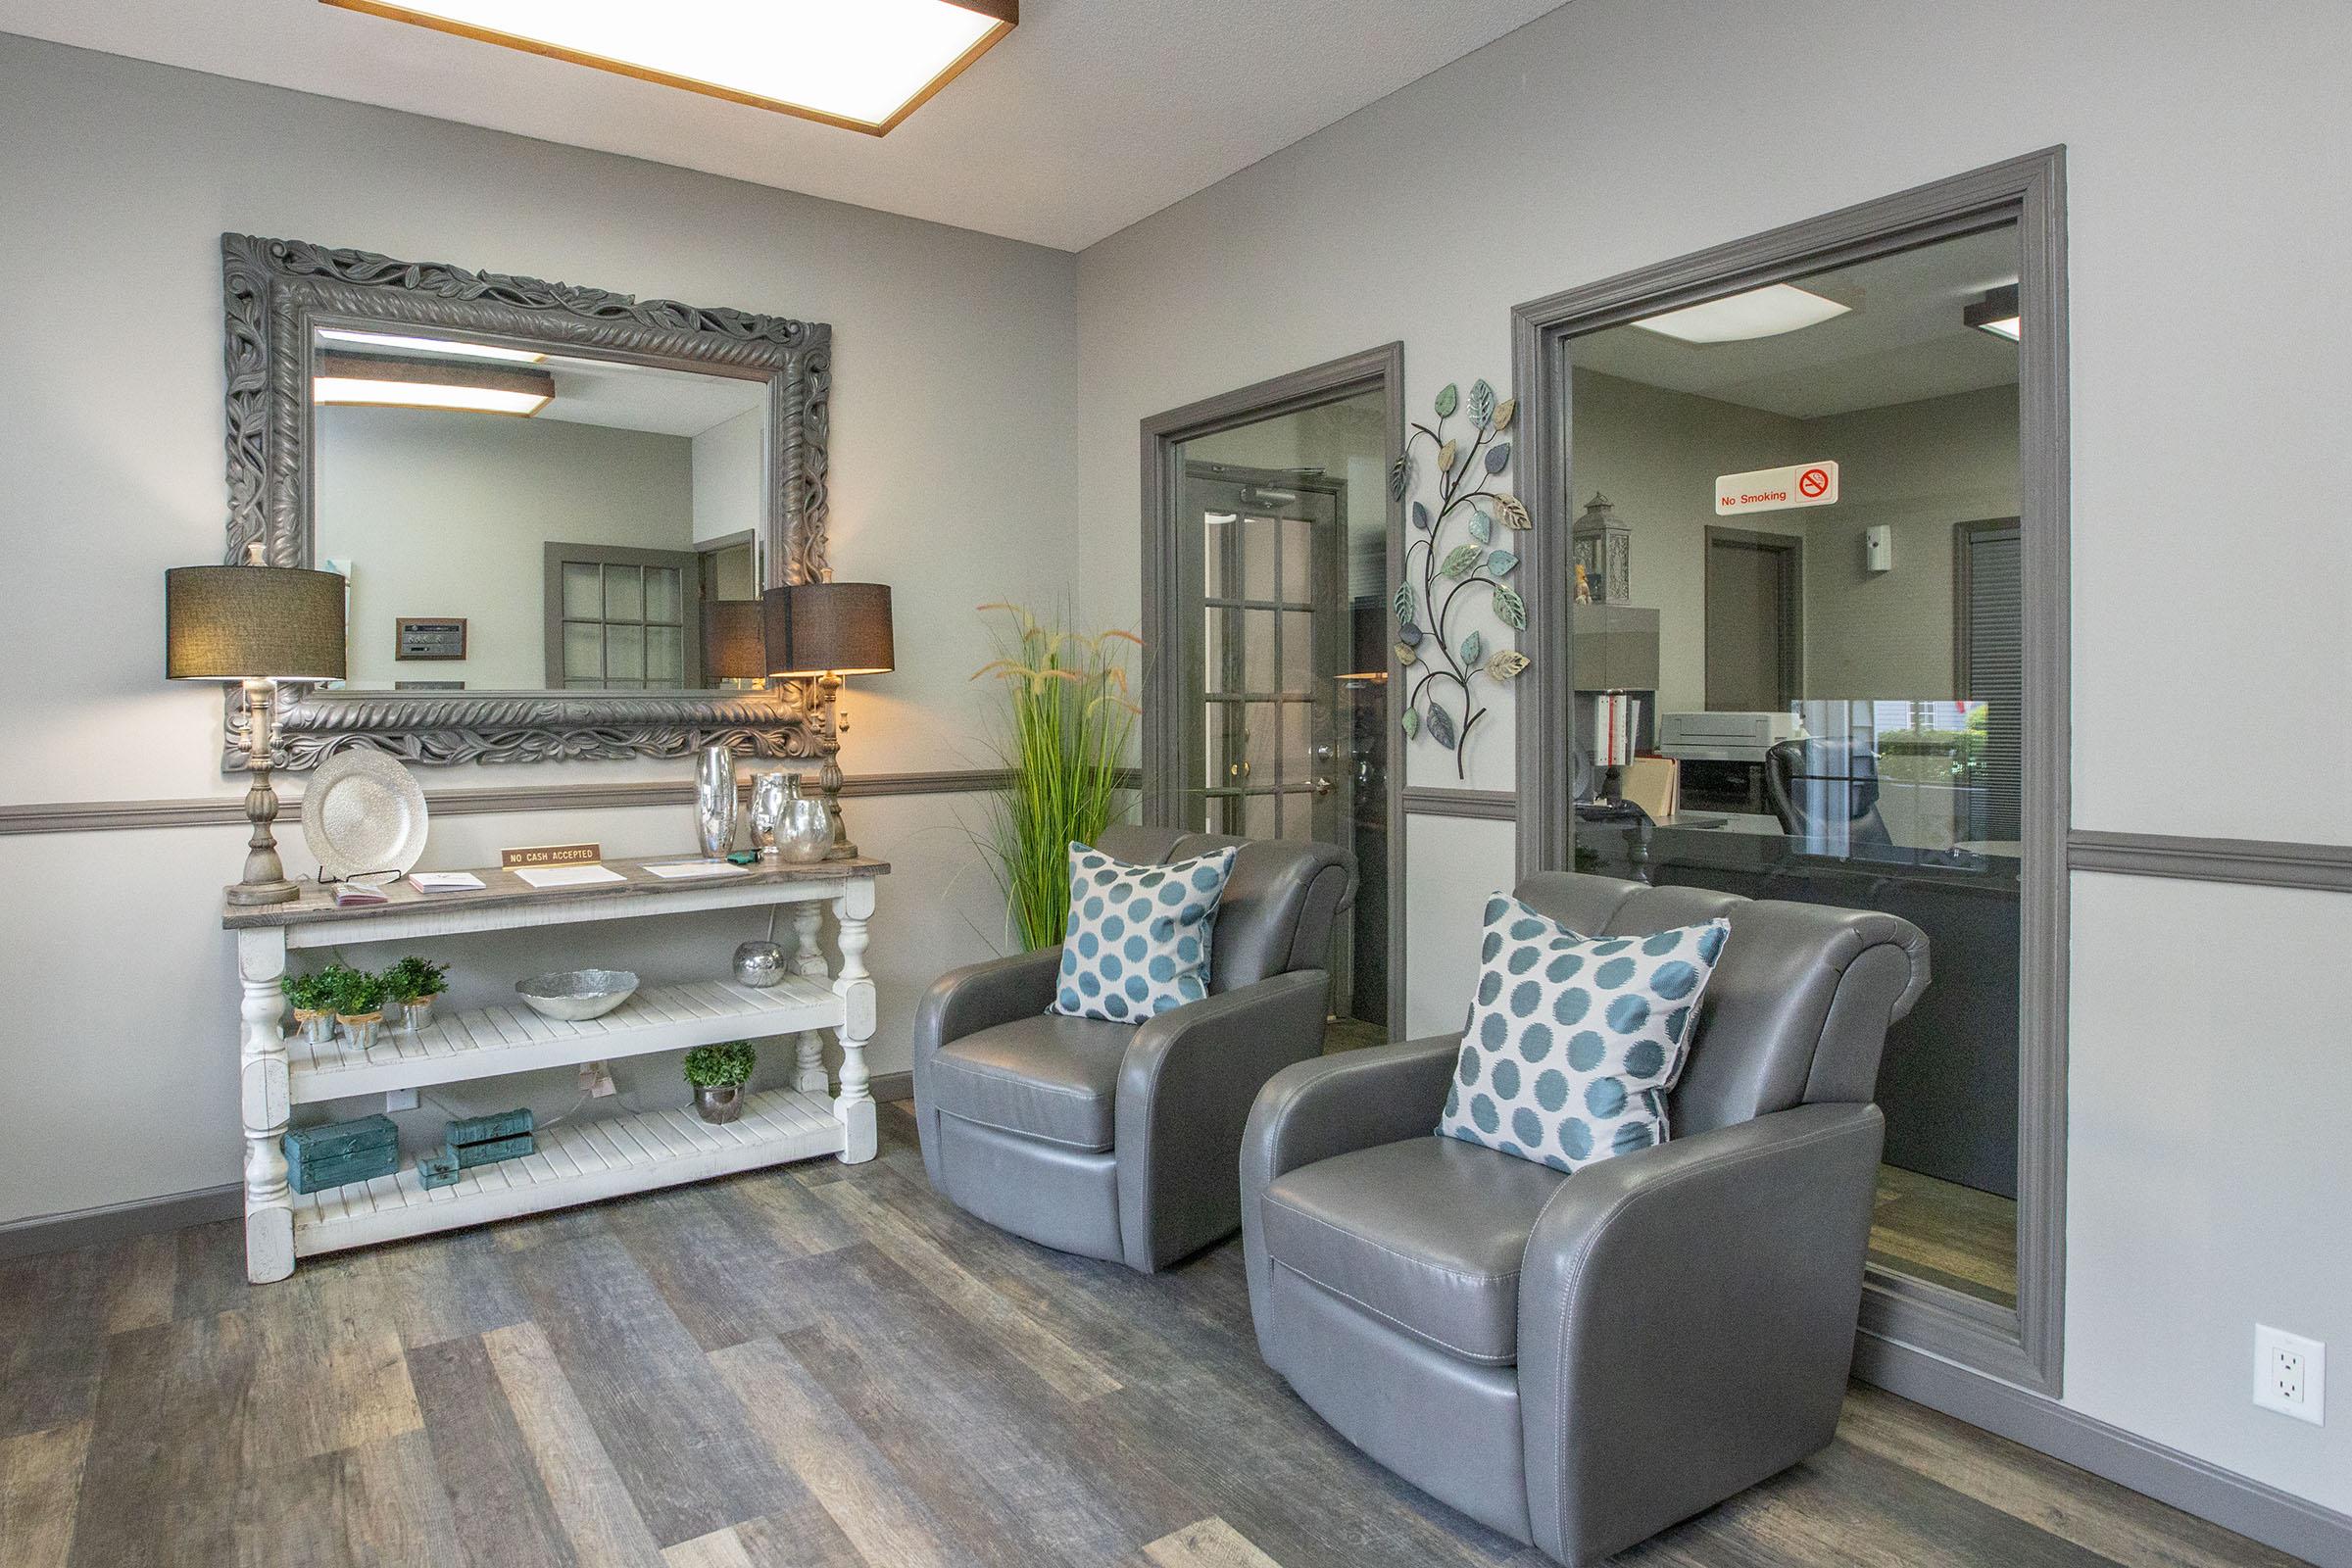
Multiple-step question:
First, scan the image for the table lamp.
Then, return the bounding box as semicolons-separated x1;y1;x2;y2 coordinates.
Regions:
762;580;894;859
700;600;768;686
166;563;348;905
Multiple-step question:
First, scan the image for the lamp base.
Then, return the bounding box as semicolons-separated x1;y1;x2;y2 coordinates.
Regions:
228;680;300;906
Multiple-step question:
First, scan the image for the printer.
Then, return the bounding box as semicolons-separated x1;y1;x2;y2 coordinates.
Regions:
1657;711;1801;813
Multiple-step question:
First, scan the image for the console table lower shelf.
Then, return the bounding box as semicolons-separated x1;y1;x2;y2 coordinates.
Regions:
293;1086;843;1256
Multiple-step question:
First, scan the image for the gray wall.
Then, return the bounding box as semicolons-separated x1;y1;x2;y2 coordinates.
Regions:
0;36;1080;1227
1801;385;2020;701
1568;371;2021;713
1070;0;2352;1518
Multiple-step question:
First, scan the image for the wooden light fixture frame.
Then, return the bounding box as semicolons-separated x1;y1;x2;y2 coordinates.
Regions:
318;0;1018;136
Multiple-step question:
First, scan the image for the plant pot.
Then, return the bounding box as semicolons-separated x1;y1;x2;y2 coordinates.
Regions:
692;1084;745;1124
338;1012;384;1050
294;1009;338;1046
397;997;434;1033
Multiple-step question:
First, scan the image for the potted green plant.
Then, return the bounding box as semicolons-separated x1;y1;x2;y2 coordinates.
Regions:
683;1040;758;1124
384;956;450;1034
330;966;390;1050
972;604;1142;949
282;969;341;1046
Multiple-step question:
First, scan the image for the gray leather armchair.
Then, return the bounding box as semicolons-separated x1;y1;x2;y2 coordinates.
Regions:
1241;872;1927;1566
913;824;1352;1272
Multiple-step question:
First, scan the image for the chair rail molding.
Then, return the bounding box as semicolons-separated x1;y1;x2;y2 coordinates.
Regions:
0;769;1022;836
2068;829;2352;892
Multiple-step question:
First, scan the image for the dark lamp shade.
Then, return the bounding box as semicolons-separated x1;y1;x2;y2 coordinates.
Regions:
701;600;769;682
762;581;895;678
165;564;347;682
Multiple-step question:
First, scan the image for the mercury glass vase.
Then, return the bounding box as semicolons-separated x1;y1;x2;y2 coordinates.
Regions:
771;773;835;864
695;743;738;859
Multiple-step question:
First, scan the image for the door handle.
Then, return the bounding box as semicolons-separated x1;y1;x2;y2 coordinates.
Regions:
1314;777;1335;798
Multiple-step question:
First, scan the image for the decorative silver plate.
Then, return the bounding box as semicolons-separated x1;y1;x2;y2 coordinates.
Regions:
300;749;429;882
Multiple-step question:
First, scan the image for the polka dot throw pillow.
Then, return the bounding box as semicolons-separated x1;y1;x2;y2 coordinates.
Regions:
1437;894;1729;1173
1051;841;1238;1024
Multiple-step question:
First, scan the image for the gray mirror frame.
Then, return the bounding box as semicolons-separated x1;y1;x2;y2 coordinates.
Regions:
218;231;830;770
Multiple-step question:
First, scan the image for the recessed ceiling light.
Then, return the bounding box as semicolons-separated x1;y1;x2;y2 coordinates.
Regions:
314;352;556;416
1965;284;2022;341
320;0;1017;135
318;327;547;363
1633;283;1851;344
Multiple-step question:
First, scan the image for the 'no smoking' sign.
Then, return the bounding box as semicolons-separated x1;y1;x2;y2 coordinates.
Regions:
1715;461;1840;515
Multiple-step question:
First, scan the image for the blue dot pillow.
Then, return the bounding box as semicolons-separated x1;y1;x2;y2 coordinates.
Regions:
1051;841;1238;1024
1437;894;1729;1173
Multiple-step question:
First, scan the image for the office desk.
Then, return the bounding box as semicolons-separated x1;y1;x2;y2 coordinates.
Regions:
1577;816;2021;1200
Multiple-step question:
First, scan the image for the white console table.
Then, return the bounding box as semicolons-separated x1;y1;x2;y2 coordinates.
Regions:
221;856;887;1284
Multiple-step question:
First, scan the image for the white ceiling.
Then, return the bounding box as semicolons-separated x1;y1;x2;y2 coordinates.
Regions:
530;354;766;438
1572;225;2025;420
0;0;1569;252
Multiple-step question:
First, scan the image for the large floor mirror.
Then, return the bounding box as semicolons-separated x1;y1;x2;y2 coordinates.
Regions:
1512;152;2068;1394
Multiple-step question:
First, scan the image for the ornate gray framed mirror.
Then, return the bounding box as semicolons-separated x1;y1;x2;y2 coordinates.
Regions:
218;232;832;768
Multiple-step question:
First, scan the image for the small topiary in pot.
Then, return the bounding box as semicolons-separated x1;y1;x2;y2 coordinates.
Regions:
683;1040;758;1125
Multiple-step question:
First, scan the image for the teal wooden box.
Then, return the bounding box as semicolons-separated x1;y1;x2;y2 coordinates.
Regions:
286;1138;399;1195
284;1114;396;1165
451;1133;536;1169
446;1107;533;1146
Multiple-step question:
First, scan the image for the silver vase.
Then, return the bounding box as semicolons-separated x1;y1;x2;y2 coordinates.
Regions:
696;743;738;859
733;940;787;988
772;773;835;864
748;770;787;859
693;1084;744;1124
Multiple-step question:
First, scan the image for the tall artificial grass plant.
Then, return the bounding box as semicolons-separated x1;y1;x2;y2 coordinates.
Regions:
973;605;1141;950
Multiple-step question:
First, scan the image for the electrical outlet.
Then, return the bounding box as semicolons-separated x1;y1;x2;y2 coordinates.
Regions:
579;1060;617;1099
383;1087;418;1112
2254;1325;2326;1426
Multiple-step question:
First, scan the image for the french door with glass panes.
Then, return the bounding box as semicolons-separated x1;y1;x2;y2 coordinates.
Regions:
1179;465;1348;845
544;542;703;690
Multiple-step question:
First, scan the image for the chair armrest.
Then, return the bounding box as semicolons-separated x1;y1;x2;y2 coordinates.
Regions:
908;946;1062;1186
1112;969;1332;1271
1516;1102;1885;1567
1237;1034;1460;1345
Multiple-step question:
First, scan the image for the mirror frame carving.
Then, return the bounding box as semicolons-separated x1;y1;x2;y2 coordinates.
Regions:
218;231;829;770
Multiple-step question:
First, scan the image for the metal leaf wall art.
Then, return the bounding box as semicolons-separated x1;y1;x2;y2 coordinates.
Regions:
1396;377;1526;778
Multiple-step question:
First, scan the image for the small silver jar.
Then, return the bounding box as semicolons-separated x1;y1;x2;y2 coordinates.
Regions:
733;939;788;988
749;770;788;858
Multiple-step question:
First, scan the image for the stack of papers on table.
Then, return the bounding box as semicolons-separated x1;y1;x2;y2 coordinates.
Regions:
643;860;751;880
513;863;627;889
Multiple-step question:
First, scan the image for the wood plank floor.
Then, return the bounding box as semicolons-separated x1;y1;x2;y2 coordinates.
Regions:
0;1102;2306;1568
1871;1163;2021;1308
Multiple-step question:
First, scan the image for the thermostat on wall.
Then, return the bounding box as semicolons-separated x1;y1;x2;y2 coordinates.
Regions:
1864;525;1893;573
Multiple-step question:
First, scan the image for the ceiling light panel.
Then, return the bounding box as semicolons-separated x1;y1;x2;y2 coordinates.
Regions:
322;0;1017;134
1634;283;1852;344
318;328;547;363
314;352;556;416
